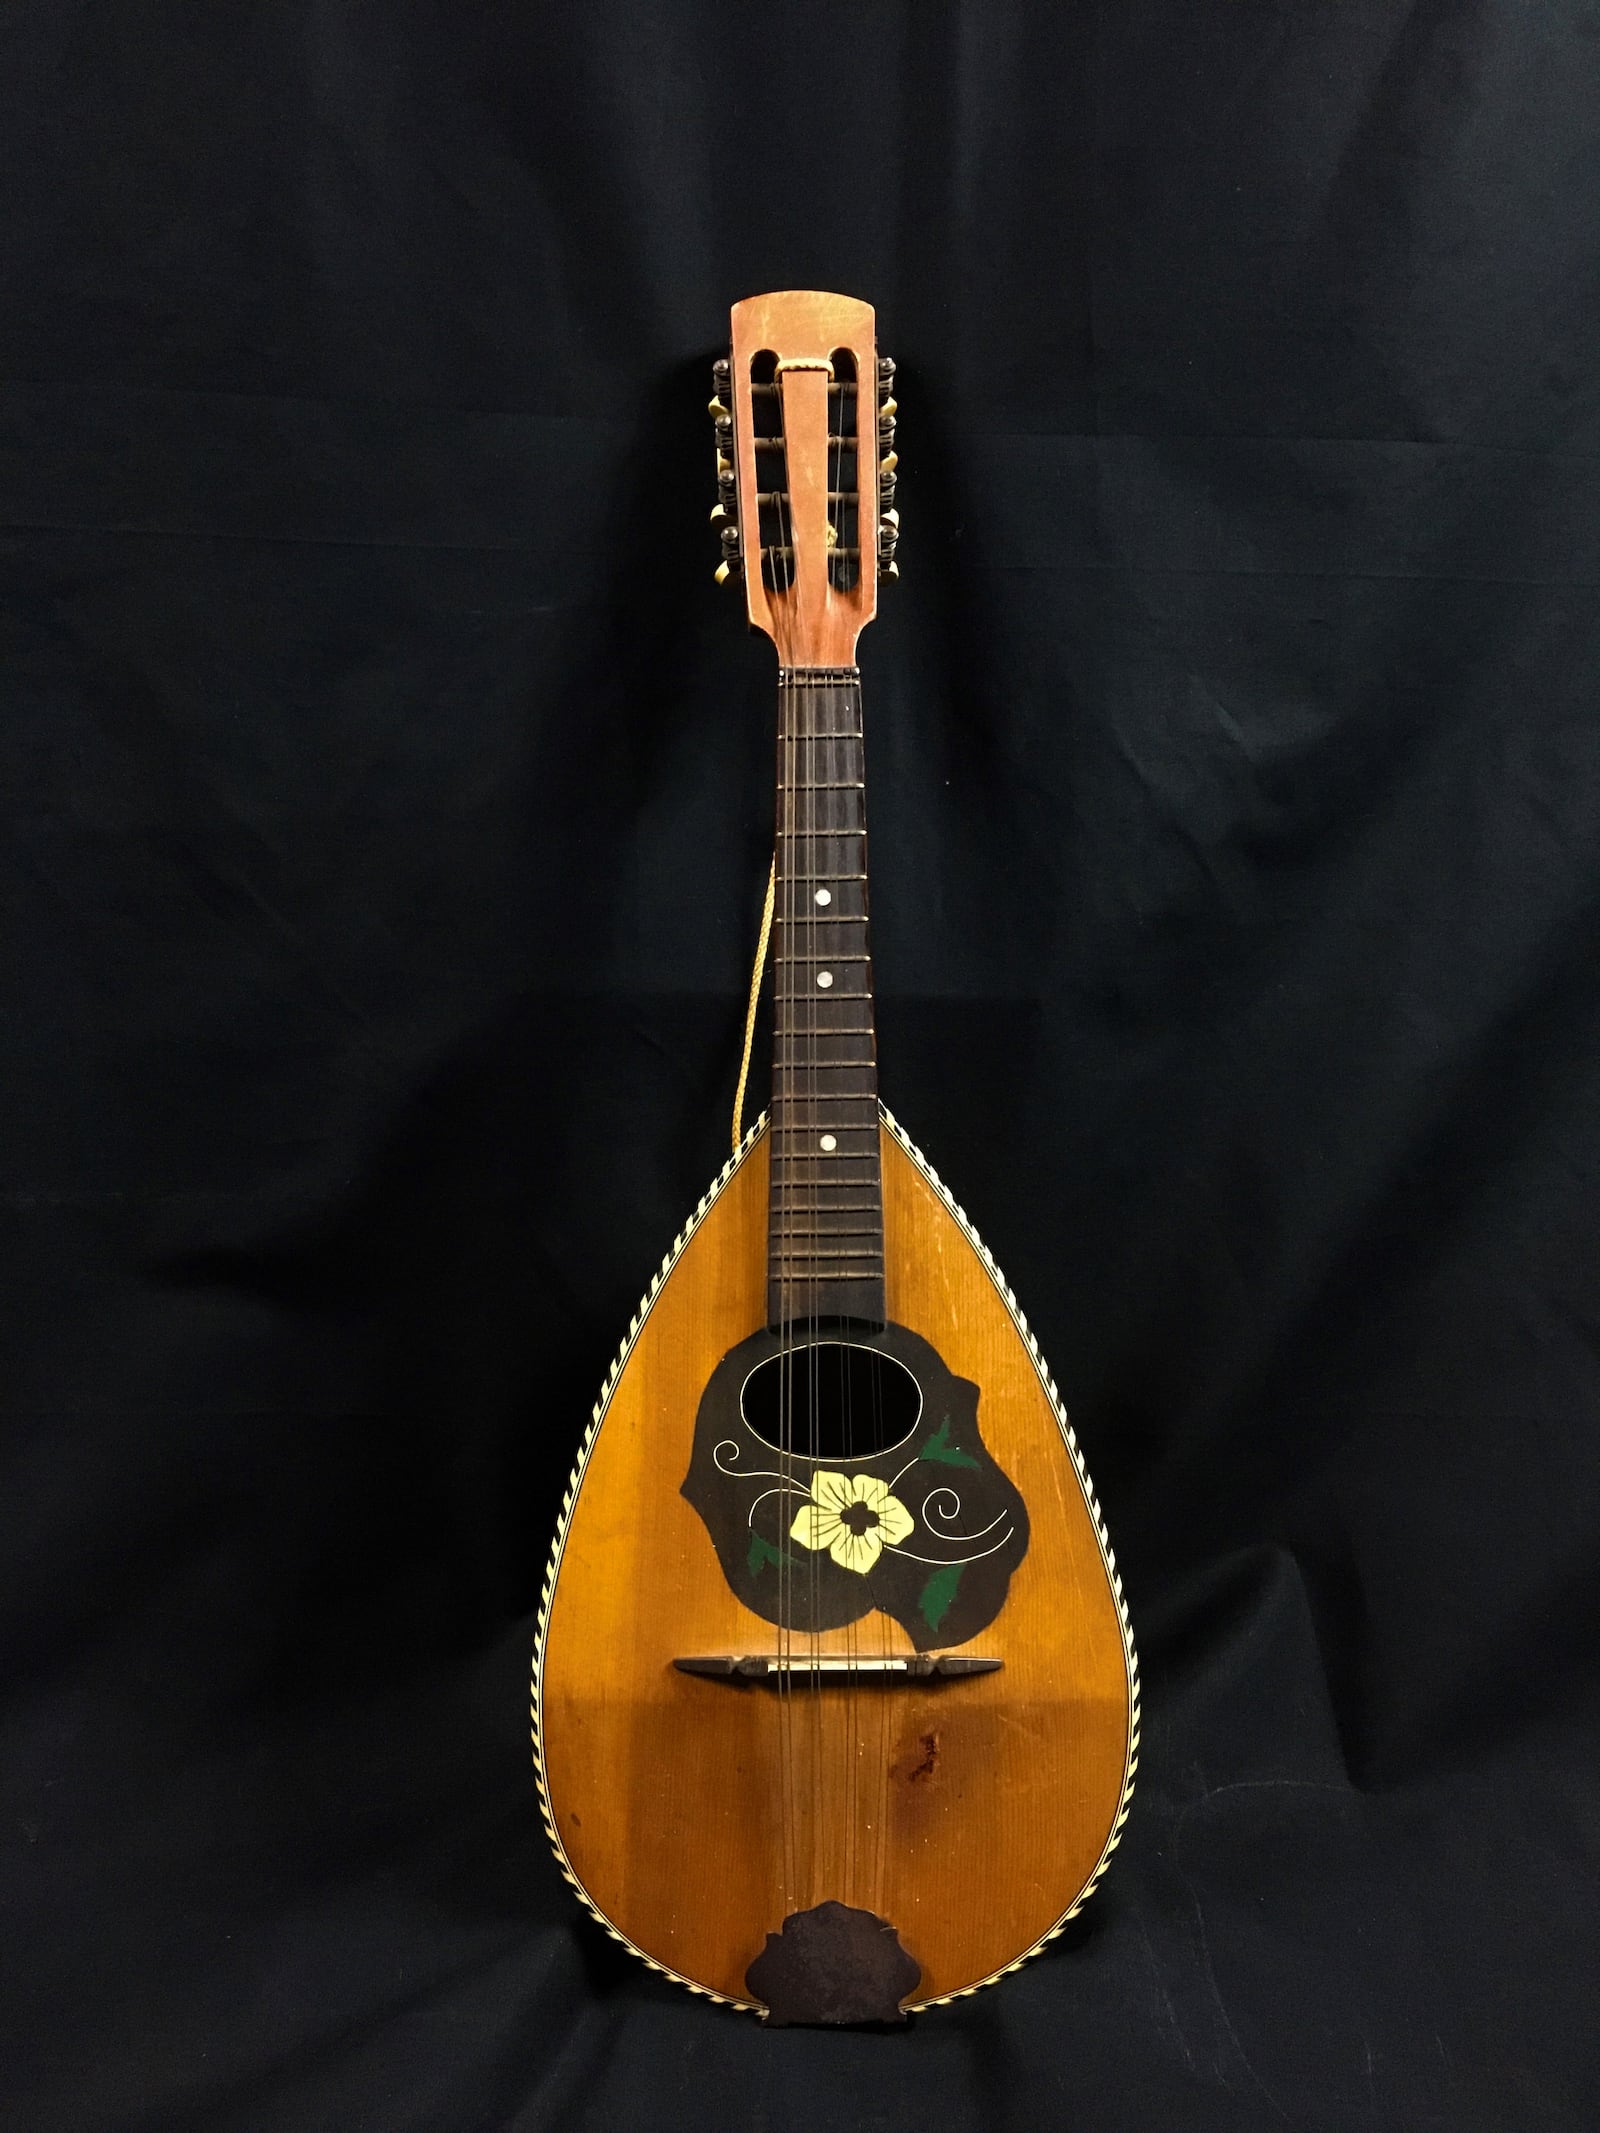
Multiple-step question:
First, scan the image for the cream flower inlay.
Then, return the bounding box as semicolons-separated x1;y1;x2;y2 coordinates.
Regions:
789;1471;914;1574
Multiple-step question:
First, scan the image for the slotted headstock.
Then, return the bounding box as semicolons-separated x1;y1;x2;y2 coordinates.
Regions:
709;290;897;665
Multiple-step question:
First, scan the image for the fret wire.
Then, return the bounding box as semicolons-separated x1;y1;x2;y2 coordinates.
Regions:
772;1115;879;1123
772;1157;880;1167
772;1108;881;1119
767;1199;883;1208
766;1225;883;1236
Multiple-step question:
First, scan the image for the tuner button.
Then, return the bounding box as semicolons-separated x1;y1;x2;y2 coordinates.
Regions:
716;452;733;479
714;557;742;586
880;507;900;531
881;558;899;580
709;501;733;526
707;395;731;419
880;449;898;475
879;396;897;420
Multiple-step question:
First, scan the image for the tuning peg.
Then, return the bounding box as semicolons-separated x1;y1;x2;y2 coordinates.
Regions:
878;355;895;383
708;395;731;419
714;557;742;586
880;449;898;476
719;522;741;552
879;396;897;423
880;507;899;533
881;558;899;580
709;500;734;526
711;357;731;391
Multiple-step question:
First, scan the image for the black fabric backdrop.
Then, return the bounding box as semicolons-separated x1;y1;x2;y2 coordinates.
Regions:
3;3;1598;2128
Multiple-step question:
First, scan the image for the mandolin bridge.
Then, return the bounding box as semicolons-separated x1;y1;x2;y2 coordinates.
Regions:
674;1653;1000;1682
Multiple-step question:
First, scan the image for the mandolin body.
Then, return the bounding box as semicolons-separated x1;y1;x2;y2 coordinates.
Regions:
532;1110;1138;2015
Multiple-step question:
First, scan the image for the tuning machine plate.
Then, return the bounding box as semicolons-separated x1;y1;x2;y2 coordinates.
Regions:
711;355;742;583
876;355;899;578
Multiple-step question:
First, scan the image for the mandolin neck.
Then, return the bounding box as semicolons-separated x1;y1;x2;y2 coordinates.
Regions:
767;664;885;1331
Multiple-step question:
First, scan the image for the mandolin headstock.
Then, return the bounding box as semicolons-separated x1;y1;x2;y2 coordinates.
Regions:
709;290;898;666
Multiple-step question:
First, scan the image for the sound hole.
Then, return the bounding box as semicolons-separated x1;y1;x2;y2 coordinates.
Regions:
739;1342;922;1460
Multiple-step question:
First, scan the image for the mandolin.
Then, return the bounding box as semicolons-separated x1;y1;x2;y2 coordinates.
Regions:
532;290;1137;2024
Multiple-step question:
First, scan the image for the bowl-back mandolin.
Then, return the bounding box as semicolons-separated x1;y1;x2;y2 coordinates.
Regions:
532;290;1137;2024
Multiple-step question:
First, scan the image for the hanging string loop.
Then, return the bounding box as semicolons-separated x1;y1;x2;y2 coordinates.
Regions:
733;854;777;1153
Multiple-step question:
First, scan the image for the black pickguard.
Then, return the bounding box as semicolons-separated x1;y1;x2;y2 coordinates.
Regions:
681;1321;1029;1652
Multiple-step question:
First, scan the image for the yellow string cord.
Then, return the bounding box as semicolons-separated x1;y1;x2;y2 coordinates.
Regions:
733;855;777;1152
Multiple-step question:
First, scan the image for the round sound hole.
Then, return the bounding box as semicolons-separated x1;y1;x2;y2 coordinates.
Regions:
739;1342;923;1460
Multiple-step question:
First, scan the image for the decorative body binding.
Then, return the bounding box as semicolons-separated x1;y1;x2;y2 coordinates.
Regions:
529;1107;1141;2016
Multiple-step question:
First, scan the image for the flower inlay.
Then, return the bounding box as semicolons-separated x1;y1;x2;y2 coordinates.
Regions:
790;1471;914;1574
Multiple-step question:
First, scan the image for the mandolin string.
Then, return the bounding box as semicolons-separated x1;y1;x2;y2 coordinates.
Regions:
775;427;798;1914
840;382;863;1898
780;656;793;1911
806;665;819;1885
814;669;827;1902
784;643;801;1909
868;352;894;1907
823;372;850;1893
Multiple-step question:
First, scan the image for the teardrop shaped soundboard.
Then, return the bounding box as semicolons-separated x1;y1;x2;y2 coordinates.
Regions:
532;1110;1137;2014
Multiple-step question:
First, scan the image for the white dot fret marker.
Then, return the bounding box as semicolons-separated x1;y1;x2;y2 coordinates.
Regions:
814;888;832;906
817;970;834;988
819;1134;837;1152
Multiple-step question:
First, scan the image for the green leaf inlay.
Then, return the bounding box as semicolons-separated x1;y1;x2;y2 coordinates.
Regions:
918;1562;965;1634
747;1533;802;1578
920;1416;981;1469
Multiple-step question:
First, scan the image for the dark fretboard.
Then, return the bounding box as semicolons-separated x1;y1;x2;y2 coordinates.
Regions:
767;665;884;1330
